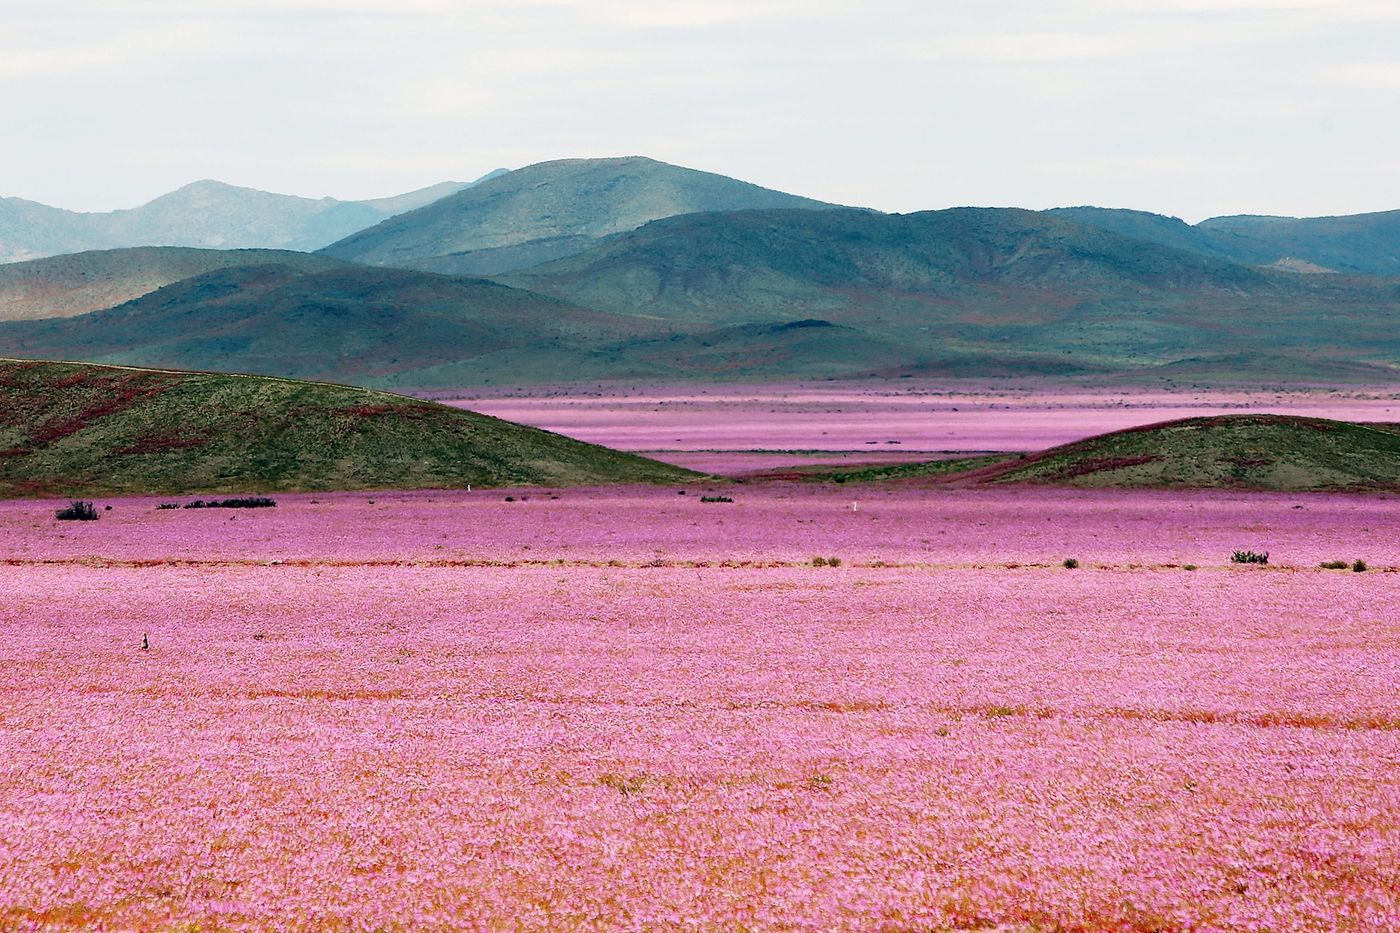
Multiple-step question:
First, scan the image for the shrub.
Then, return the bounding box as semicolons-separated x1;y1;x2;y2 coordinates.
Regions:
1353;559;1367;573
1319;560;1349;570
826;556;842;567
700;495;733;503
1062;558;1079;569
811;556;827;567
156;503;180;510
183;498;276;510
1231;550;1269;565
1183;564;1198;571
55;501;98;521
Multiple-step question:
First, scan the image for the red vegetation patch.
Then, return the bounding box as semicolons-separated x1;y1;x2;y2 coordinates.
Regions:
112;431;211;456
332;404;427;420
1056;454;1163;479
26;375;173;447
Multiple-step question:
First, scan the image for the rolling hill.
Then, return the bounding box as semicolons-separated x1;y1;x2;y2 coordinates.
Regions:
1052;206;1400;276
0;263;669;387
0;247;349;321
826;415;1400;491
0;359;696;497
503;206;1400;374
319;157;838;272
0;173;501;264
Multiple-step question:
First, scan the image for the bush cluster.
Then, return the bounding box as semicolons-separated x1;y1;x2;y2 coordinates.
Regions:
1231;550;1269;565
183;498;276;510
700;495;734;503
55;501;99;521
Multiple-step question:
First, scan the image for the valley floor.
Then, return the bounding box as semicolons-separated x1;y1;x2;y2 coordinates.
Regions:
450;381;1400;474
1;485;1398;930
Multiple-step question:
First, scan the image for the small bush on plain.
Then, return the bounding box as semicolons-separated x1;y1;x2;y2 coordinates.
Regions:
1063;558;1079;569
1231;550;1269;565
1353;559;1367;573
1319;560;1349;570
55;501;99;521
183;498;276;510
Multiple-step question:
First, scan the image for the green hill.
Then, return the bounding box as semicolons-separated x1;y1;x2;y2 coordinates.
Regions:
320;157;838;272
0;247;348;321
505;206;1400;373
985;415;1400;490
0;264;670;387
828;415;1400;491
0;360;696;497
1052;206;1400;277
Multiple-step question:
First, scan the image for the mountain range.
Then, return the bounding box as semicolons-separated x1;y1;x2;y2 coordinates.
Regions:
1;156;1399;386
0;171;505;264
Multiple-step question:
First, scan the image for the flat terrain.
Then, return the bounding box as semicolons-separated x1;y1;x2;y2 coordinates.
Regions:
450;382;1400;469
1;485;1398;930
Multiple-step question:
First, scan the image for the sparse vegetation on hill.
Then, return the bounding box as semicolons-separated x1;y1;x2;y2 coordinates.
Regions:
0;360;697;497
984;415;1400;490
825;415;1400;492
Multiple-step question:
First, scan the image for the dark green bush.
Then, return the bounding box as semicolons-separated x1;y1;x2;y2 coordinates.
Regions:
55;500;98;521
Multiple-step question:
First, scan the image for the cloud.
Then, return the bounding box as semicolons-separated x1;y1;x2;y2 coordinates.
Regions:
1324;61;1400;89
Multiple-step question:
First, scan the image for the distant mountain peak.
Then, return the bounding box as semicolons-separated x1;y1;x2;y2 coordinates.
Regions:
319;155;839;271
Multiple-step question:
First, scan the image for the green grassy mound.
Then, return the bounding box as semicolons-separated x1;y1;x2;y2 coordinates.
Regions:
826;415;1400;491
0;360;697;497
985;415;1400;490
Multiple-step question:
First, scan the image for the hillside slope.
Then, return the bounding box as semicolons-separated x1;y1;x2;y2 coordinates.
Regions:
505;206;1400;373
0;360;696;497
0;264;663;386
1053;206;1400;276
0;247;349;321
320;157;837;271
832;415;1400;491
989;415;1400;489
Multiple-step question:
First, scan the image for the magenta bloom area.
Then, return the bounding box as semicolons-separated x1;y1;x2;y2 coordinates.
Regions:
451;382;1400;458
2;486;1399;930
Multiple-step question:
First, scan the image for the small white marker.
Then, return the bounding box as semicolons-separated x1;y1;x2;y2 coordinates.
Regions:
851;501;859;512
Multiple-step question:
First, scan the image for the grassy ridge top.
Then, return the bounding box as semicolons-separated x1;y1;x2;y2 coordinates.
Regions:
0;360;696;497
987;414;1400;490
827;415;1400;491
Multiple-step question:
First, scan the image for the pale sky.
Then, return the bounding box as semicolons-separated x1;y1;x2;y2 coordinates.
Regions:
3;0;1399;221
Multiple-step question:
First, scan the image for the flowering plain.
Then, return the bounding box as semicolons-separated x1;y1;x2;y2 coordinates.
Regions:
2;485;1399;930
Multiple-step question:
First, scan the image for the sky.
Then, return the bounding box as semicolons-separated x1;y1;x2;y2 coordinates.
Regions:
3;0;1399;221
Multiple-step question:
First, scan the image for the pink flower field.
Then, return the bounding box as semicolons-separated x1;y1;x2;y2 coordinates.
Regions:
2;485;1398;930
450;382;1400;462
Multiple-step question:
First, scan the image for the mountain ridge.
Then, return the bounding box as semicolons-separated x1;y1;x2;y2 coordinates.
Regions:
0;172;503;264
319;156;840;272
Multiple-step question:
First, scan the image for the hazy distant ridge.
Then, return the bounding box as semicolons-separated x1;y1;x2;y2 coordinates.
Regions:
0;172;504;264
